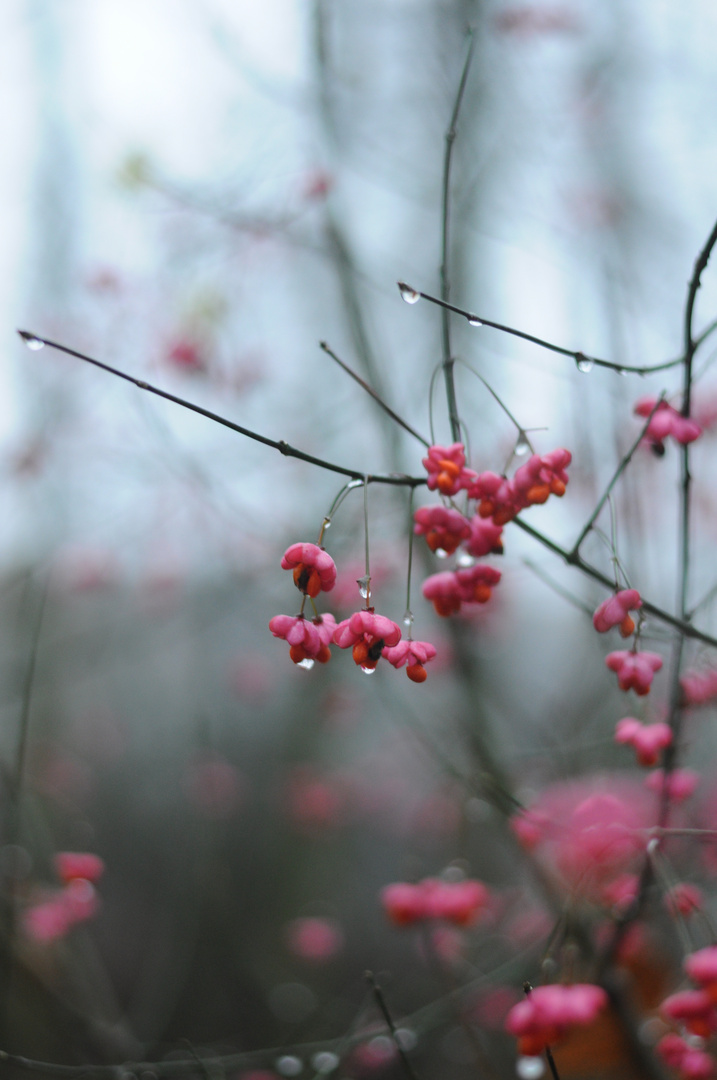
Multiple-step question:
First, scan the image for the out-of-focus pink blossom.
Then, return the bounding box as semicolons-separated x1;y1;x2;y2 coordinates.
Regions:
605;650;663;695
382;877;489;927
593;589;642;637
681;667;717;707
634;397;702;450
645;768;699;803
285;917;343;962
510;775;653;897
54;852;105;884
661;989;717;1038
614;718;672;766
285;766;344;831
281;542;337;597
505;983;607;1058
185;755;244;818
666;883;703;919
685;945;717;990
302;170;333;200
166;339;206;373
602;873;639;914
493;6;581;36
657;1033;713;1079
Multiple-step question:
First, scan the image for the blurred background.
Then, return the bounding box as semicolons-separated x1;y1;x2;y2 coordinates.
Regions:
4;2;717;1078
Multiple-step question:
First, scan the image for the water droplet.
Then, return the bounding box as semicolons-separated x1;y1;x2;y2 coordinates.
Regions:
19;331;44;351
398;282;420;305
466;315;483;327
357;575;371;600
441;863;467;882
456;553;475;568
403;610;414;628
616;367;627;377
276;1056;303;1077
575;353;593;373
517;1057;545;1080
514;433;530;456
435;547;448;559
360;665;376;675
297;658;315;671
322;517;331;531
347;478;364;489
395;1029;418;1051
311;1053;339;1075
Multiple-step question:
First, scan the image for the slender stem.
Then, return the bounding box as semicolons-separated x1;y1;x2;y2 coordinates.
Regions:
439;30;475;443
456;359;528;438
571;394;667;556
365;972;421;1080
320;341;430;446
18;332;425;489
405;487;416;630
544;1045;562;1080
402;289;684;375
362;476;371;608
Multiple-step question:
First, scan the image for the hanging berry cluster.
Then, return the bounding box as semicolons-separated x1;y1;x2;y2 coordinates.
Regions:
269;440;572;681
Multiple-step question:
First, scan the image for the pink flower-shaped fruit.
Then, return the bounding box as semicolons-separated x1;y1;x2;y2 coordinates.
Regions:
681;667;717;706
422;879;489;926
285;916;343;961
506;983;607;1058
645;768;699;803
463;515;504;557
422;443;477;496
614;718;672;766
413;506;471;555
666;884;703;919
383;639;437;683
661;989;717;1038
593;589;642;637
634;397;702;450
333;610;401;670
685;945;717;989
53;852;105;884
281;542;337;598
381;882;428;926
605;650;663;695
269;613;336;665
422;565;501;617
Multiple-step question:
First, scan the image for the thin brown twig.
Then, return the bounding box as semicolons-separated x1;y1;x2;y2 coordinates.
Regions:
320;341;430;446
17;332;425;489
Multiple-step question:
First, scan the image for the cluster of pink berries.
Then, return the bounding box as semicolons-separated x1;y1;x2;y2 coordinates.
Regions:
417;442;571;616
592;587;665;697
634;397;702;453
269;542;436;681
681;666;717;707
504;982;608;1059
658;946;717;1078
381;876;489;927
23;852;105;943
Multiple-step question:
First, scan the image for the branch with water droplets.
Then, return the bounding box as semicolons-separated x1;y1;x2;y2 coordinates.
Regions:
397;284;685;375
16;332;426;489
